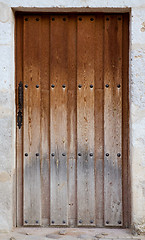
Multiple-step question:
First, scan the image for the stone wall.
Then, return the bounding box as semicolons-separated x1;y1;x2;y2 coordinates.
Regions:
0;0;145;233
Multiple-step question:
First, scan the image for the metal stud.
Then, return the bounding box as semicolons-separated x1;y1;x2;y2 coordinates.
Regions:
25;153;28;157
117;84;121;88
52;18;55;21
63;220;66;224
36;18;39;21
106;17;109;21
25;18;28;21
78;84;82;88
90;18;94;21
79;17;82;21
62;85;66;88
36;220;39;223
105;84;109;88
90;84;93;88
36;85;39;88
51;153;55;157
63;18;66;21
25;84;28;88
89;153;93;157
51;84;55;88
62;153;66;156
106;153;109;157
118;220;121;224
51;220;55;224
90;220;94;224
117;153;121;157
36;153;39;157
78;153;82;157
79;220;82;223
118;17;121;21
106;221;109;224
25;220;28;224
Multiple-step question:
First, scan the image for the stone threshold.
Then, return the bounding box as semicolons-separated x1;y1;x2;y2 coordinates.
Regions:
0;227;144;240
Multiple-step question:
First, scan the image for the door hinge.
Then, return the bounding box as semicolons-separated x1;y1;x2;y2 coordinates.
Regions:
17;81;23;129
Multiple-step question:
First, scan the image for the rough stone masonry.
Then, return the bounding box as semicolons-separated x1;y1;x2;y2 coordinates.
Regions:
0;0;145;234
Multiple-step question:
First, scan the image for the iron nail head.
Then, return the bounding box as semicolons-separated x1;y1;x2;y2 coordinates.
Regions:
117;153;121;157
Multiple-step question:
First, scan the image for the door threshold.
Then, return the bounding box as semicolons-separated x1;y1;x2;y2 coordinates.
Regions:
3;227;139;240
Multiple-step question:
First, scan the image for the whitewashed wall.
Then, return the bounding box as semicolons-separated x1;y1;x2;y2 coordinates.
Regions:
0;0;145;233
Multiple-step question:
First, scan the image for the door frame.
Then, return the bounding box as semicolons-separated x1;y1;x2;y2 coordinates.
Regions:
15;12;130;228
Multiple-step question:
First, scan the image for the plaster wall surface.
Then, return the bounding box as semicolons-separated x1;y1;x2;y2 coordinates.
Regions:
0;0;145;234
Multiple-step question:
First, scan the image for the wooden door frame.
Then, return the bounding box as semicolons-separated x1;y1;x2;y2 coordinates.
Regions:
15;12;130;228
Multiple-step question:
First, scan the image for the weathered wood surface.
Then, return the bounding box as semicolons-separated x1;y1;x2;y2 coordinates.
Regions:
67;16;77;227
122;14;130;228
104;15;123;226
16;13;129;228
40;16;50;226
16;15;23;227
95;15;104;227
50;15;68;226
77;15;95;226
23;15;41;226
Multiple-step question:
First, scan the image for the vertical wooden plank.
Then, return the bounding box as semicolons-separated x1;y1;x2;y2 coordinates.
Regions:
77;15;95;226
40;15;50;226
95;15;104;227
16;15;23;227
122;14;130;228
67;15;77;227
104;15;123;226
50;15;68;226
23;15;41;226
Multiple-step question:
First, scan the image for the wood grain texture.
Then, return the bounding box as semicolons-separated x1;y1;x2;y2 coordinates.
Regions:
104;15;123;226
16;15;23;227
50;15;68;226
95;90;104;227
67;16;77;227
40;16;50;226
95;15;104;89
122;14;130;228
16;13;129;228
23;15;41;226
95;15;104;227
77;15;95;226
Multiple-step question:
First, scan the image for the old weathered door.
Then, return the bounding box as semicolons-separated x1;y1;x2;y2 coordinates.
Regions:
16;13;130;227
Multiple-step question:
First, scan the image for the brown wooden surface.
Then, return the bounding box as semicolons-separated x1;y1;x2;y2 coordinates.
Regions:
16;15;23;227
95;15;104;227
122;14;130;228
50;15;68;226
23;15;41;226
104;15;123;226
77;15;95;226
40;16;50;226
16;13;129;228
67;16;77;227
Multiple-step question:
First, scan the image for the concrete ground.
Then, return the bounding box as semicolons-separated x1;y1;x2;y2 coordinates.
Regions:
0;228;145;240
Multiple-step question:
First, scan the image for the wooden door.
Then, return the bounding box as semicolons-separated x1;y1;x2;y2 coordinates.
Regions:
16;13;130;227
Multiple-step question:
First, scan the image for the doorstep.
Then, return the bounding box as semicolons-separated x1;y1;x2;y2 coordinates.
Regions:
0;227;145;240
